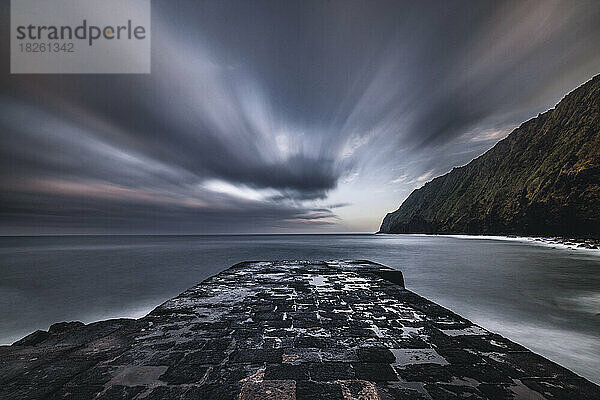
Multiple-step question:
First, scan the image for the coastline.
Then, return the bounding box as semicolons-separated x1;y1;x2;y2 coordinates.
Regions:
2;235;599;385
376;233;600;254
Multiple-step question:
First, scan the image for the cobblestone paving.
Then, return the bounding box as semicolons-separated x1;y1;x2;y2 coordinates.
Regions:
1;260;598;399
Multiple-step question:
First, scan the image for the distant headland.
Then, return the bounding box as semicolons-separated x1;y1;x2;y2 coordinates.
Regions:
380;75;600;238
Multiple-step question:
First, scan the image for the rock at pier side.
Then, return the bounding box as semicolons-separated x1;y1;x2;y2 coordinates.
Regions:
1;260;598;399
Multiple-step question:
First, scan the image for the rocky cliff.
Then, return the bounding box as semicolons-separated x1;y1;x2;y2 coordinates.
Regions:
380;75;600;237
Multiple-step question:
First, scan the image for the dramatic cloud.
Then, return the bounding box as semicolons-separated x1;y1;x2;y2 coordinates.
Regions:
1;0;599;233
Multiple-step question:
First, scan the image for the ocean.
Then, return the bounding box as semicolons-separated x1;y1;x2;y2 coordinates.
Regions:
1;234;599;384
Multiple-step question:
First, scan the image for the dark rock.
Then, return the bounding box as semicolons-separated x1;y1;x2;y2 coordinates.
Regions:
146;351;185;366
181;349;227;365
182;383;240;400
239;380;295;400
264;363;310;381
96;384;144;399
12;330;49;346
476;383;515;400
308;362;354;381
520;376;600;399
159;364;210;384
352;363;398;381
357;346;396;363
293;336;335;348
207;365;253;383
229;348;283;364
143;386;189;400
295;381;344;400
396;364;454;383
424;383;486;399
376;383;430;400
49;321;85;333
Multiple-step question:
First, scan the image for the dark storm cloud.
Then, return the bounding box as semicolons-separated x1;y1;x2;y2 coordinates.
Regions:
0;189;336;234
1;0;599;233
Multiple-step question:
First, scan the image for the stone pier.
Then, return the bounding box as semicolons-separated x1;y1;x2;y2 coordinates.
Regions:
1;260;598;399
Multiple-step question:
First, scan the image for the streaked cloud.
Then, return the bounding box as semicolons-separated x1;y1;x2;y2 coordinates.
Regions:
0;0;599;233
202;179;277;203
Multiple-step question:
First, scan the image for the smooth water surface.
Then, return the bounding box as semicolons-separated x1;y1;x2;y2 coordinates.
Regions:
1;234;599;383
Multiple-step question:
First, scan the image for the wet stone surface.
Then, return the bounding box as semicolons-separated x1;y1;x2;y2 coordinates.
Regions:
1;260;598;399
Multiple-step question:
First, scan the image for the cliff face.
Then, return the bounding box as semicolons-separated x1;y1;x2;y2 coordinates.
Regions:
380;75;600;237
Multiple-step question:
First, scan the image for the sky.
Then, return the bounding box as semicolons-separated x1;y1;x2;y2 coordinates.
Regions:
1;0;600;234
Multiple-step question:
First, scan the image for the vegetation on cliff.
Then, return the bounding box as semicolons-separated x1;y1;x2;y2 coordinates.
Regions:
380;75;600;237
